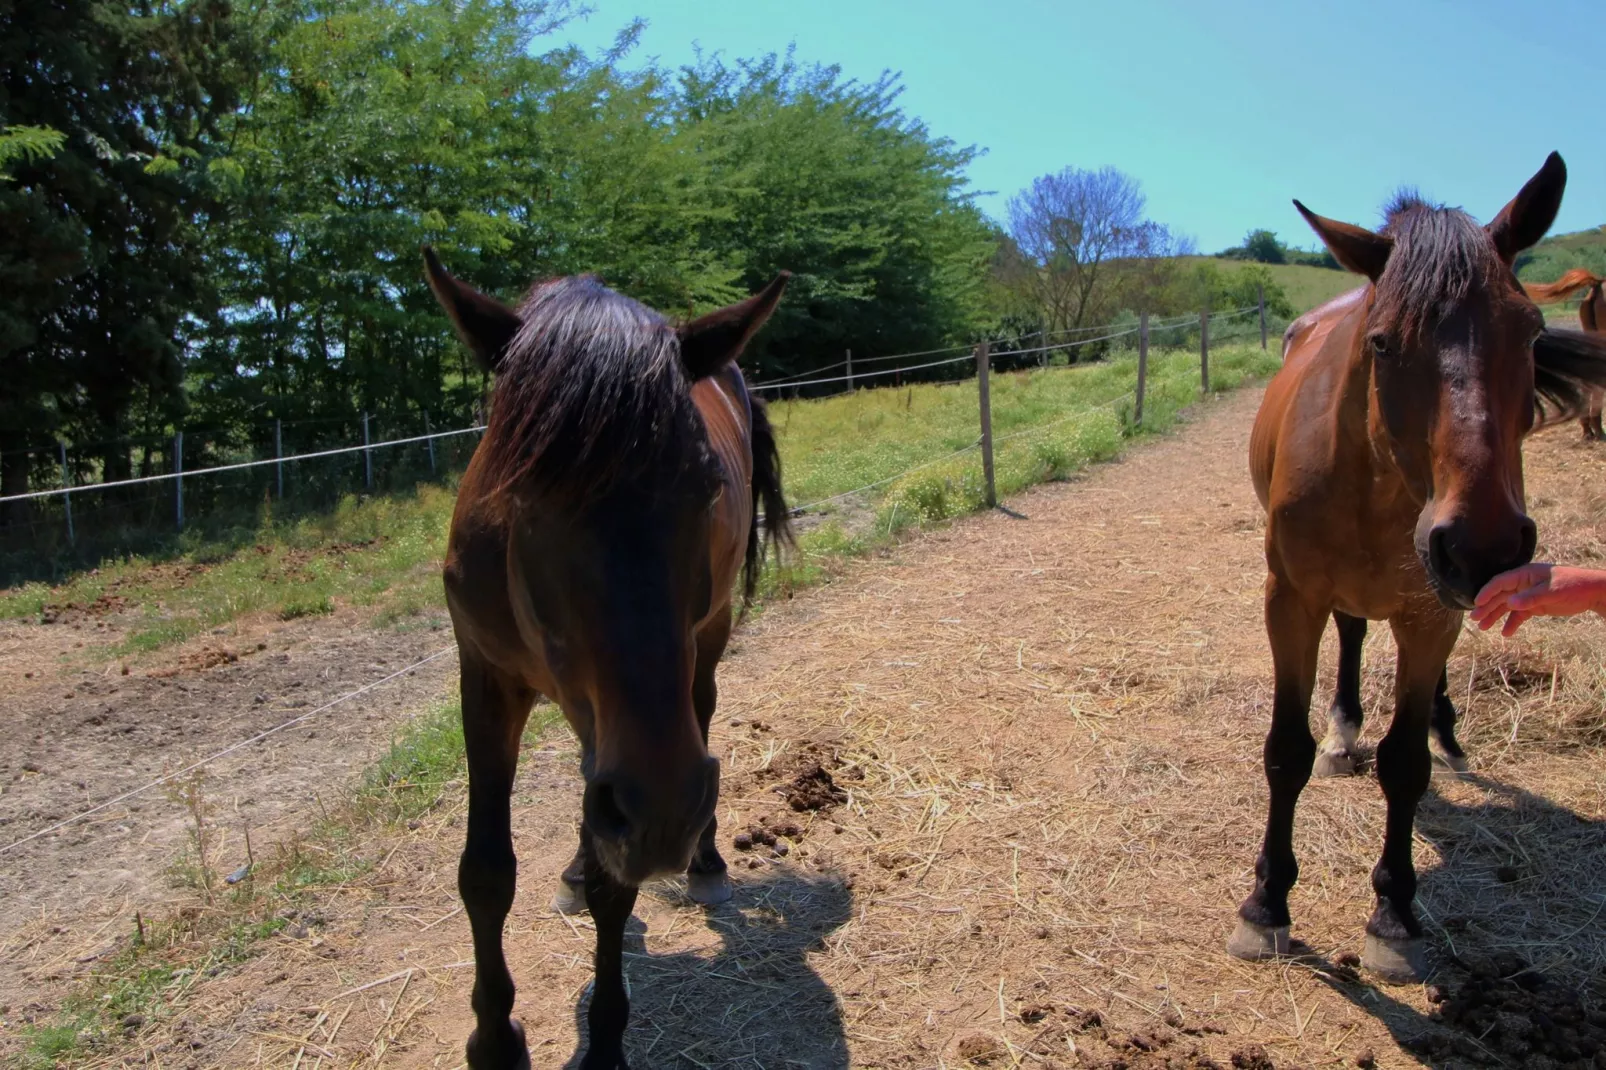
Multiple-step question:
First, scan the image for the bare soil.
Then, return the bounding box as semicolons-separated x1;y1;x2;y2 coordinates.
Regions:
0;606;458;1001
5;386;1606;1069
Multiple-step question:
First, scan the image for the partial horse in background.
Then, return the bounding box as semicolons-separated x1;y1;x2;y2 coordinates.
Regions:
1233;153;1606;982
424;249;794;1070
1524;268;1605;438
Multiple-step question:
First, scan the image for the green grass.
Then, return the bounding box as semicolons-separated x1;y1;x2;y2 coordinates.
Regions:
1207;257;1357;312
0;345;1279;647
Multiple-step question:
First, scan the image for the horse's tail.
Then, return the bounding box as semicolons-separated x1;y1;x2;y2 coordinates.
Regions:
1524;268;1604;305
742;394;794;605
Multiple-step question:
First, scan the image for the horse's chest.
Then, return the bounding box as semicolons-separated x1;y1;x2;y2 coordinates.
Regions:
1269;479;1420;613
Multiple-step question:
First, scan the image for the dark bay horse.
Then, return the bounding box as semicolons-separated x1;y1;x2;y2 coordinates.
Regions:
423;249;794;1069
1232;153;1606;982
1524;268;1605;438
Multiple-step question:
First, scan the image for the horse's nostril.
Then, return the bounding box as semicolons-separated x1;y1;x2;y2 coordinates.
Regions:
1517;517;1538;565
585;780;632;841
1428;526;1460;587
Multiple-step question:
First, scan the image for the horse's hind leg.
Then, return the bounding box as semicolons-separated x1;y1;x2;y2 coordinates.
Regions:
1230;575;1324;960
554;842;587;915
581;827;638;1070
1315;611;1366;777
686;607;733;906
1430;667;1468;773
459;655;537;1070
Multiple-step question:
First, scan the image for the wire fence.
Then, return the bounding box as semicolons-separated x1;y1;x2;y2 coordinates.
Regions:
0;304;1274;854
0;301;1271;570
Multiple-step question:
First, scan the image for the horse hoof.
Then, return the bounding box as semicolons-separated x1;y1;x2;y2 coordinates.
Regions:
1433;751;1469;775
1312;749;1356;778
686;870;733;906
1227;920;1291;961
551;880;587;915
1362;934;1427;984
466;1019;531;1070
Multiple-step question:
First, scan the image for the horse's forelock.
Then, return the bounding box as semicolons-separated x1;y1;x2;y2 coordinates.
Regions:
479;276;716;506
1372;203;1501;341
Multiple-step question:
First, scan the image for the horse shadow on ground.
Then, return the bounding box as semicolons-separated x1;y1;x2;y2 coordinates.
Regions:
1287;769;1606;1067
565;869;853;1070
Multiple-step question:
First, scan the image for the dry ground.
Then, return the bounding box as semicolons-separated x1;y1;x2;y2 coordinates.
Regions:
5;385;1606;1069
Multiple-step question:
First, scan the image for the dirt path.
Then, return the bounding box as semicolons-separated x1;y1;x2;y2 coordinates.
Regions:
9;386;1606;1069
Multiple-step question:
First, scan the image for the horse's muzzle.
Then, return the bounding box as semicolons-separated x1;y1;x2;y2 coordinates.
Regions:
1418;511;1537;611
583;756;720;885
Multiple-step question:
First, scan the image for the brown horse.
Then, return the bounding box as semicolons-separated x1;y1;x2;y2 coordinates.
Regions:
1232;153;1606;982
1278;287;1470;780
1524;268;1606;438
423;249;794;1070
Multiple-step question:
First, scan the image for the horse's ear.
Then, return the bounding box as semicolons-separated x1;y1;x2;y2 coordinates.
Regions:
1487;152;1566;264
678;272;791;380
1293;201;1392;281
422;246;520;372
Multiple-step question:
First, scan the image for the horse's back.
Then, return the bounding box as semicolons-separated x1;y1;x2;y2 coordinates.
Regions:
1251;288;1366;512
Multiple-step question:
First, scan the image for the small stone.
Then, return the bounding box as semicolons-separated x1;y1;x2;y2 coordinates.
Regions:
406;820;422;831
1355;1049;1377;1069
773;841;790;857
732;832;753;851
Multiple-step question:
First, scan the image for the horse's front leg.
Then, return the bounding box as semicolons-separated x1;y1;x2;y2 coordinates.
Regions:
1361;614;1457;983
687;609;733;906
1229;573;1325;959
581;827;639;1070
459;657;536;1070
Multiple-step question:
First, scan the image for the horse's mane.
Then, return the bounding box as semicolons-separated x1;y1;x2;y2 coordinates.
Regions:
478;276;716;505
1372;192;1497;342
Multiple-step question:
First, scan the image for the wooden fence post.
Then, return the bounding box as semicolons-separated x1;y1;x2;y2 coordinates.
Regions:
1199;310;1210;393
1136;311;1149;427
1258;283;1268;350
845;349;854;393
275;418;283;500
59;441;73;546
174;431;184;532
424;410;436;474
976;341;996;508
362;411;372;491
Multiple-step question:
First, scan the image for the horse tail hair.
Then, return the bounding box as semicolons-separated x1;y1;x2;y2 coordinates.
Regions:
1525;268;1604;305
742;393;794;607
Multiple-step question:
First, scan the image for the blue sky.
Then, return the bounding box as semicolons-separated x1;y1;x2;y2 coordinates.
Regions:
557;0;1605;253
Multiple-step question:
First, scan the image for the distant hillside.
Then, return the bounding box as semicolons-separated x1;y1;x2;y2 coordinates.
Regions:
1204;258;1356;313
1198;225;1606;319
1518;226;1606;325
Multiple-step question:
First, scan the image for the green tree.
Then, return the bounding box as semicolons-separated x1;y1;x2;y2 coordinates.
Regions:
0;0;246;510
1242;228;1285;264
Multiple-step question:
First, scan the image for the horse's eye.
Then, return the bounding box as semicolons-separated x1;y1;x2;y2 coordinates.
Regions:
1368;334;1389;356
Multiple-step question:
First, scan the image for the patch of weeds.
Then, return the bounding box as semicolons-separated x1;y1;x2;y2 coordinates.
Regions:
22;1020;89;1068
118;617;203;654
278;593;334;620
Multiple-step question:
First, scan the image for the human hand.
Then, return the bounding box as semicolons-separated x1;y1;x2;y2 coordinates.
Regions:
1471;563;1606;636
